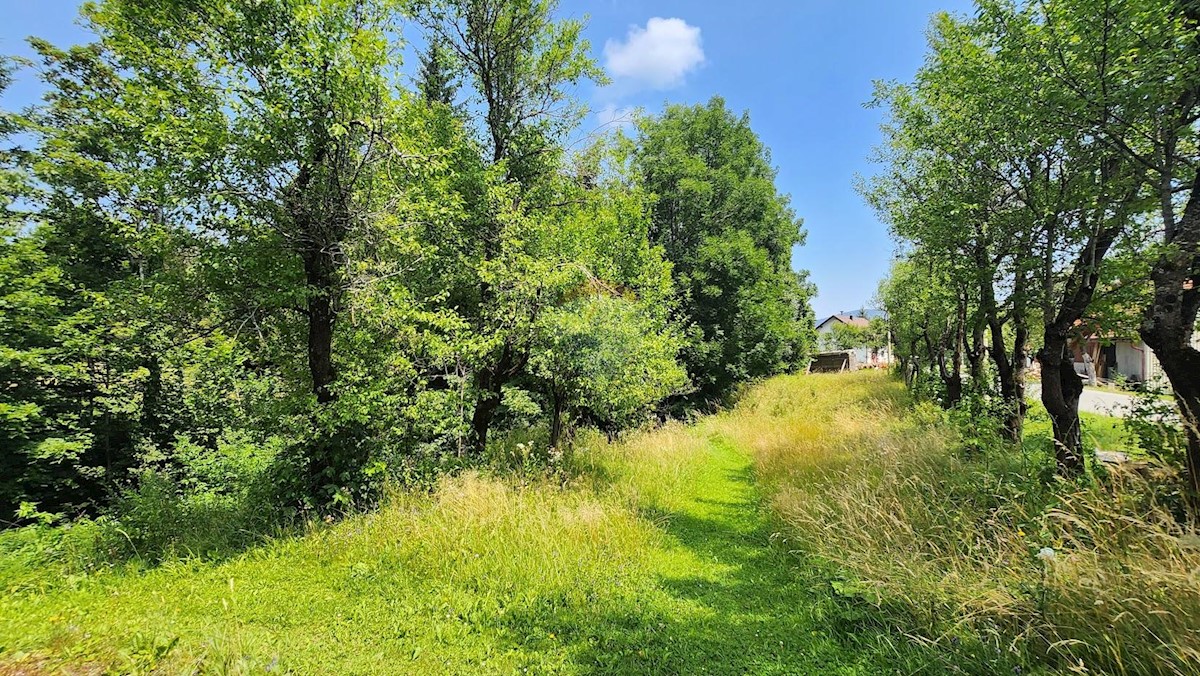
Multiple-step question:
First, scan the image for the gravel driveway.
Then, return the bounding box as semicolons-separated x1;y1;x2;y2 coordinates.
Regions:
1026;383;1137;418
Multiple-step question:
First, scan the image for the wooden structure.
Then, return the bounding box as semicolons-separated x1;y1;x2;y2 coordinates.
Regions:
808;350;858;373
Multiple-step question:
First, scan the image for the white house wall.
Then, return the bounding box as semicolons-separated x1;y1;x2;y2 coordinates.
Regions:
1114;341;1148;382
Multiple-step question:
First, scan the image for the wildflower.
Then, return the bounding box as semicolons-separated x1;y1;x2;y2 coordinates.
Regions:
1036;547;1055;562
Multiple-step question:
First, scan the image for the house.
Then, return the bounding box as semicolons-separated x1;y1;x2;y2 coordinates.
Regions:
1070;331;1200;385
1070;336;1158;384
815;313;891;369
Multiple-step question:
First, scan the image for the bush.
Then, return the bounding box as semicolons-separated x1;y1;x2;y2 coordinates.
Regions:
111;433;286;562
1124;382;1187;466
0;515;125;586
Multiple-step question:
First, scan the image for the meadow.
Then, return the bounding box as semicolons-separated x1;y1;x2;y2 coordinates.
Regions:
2;371;1197;675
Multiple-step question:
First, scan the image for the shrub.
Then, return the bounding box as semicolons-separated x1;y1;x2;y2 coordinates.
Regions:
1124;382;1187;466
111;433;287;561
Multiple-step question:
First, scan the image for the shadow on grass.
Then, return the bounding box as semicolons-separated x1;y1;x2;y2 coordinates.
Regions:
490;458;994;675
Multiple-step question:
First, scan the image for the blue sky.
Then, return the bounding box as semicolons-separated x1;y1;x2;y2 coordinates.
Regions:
1;0;974;320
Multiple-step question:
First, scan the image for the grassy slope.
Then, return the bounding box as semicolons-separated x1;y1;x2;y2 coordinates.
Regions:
1;405;930;674
728;373;1200;675
5;372;1157;675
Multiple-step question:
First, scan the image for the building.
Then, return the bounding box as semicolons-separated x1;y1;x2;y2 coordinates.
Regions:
815;313;891;368
1071;331;1200;385
1070;336;1159;384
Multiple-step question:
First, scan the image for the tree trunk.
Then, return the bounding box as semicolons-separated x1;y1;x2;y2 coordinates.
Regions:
1035;180;1127;477
470;339;519;455
944;367;963;408
1140;171;1200;499
985;275;1029;442
926;330;962;408
969;314;988;387
943;298;967;407
303;250;337;405
906;338;920;388
140;351;169;449
549;387;565;450
990;320;1028;442
288;147;341;408
1039;335;1085;476
470;370;502;455
1154;349;1200;499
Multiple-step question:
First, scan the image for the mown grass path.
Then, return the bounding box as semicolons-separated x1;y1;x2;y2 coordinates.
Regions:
2;418;927;675
580;432;882;675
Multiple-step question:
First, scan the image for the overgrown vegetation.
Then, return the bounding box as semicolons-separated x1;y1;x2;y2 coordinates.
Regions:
0;375;919;674
5;371;1195;674
0;0;813;537
729;372;1200;676
4;0;1199;673
865;0;1200;492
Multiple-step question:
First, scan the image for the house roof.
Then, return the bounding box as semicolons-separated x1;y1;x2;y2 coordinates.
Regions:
817;314;872;330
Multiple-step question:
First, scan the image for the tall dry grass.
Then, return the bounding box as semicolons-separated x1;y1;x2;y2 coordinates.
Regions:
721;371;1200;675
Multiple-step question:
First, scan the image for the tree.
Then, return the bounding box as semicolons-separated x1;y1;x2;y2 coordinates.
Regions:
0;66;95;511
415;0;604;453
869;8;1148;472
826;321;885;352
415;39;456;106
532;295;685;449
634;97;815;405
417;38;460;107
993;0;1200;495
31;0;458;500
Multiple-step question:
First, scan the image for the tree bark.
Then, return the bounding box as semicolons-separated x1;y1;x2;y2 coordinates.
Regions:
470;338;522;455
944;297;967;407
140;351;170;449
984;271;1029;441
1035;166;1129;477
1039;334;1085;476
989;317;1028;442
470;368;502;455
1140;171;1200;499
303;250;337;405
288;145;343;408
969;315;988;387
549;386;565;450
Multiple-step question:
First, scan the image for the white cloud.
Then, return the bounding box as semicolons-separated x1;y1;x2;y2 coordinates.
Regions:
603;18;704;90
595;104;637;129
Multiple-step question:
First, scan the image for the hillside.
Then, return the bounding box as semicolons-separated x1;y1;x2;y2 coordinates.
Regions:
5;372;1199;675
0;373;943;674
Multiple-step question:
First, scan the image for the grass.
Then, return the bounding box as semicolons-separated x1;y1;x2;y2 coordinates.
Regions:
0;406;945;674
1024;400;1131;456
725;371;1200;676
2;371;1196;674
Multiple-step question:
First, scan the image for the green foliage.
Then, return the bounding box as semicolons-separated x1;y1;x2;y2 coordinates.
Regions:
863;0;1200;478
0;0;812;527
634;97;815;404
532;295;687;445
0;375;999;675
416;38;460;106
1124;382;1188;466
824;319;887;351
